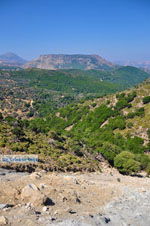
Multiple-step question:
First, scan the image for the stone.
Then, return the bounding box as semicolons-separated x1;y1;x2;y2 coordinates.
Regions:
21;184;45;206
104;217;111;223
21;183;55;206
30;172;42;179
0;216;8;225
0;204;14;209
25;202;34;209
0;172;6;176
42;206;49;212
117;178;121;182
68;208;77;214
73;179;80;184
22;184;39;193
39;183;47;190
35;211;41;215
0;204;8;209
62;197;67;202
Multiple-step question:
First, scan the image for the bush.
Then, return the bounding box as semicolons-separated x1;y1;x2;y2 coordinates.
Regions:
126;108;144;118
135;154;150;170
124;159;141;175
114;151;141;175
91;103;97;107
125;136;144;154
108;116;126;130
27;110;34;117
143;96;150;104
126;91;137;103
146;163;150;176
127;122;133;128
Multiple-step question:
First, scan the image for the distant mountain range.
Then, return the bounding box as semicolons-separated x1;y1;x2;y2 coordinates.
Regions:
24;54;114;70
0;52;27;67
115;60;150;71
1;52;150;72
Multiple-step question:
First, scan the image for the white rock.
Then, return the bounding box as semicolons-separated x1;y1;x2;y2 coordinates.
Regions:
42;206;49;212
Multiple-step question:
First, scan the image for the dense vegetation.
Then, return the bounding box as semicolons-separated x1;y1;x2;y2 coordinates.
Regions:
0;66;149;118
0;68;150;174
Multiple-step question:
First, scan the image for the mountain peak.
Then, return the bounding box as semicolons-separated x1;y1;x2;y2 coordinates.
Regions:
0;52;27;66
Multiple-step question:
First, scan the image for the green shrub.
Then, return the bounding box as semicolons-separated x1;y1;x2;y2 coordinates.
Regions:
114;151;141;175
143;96;150;104
125;136;144;154
146;163;150;176
108;116;126;130
127;122;133;128
126;108;144;119
135;154;150;170
91;103;97;107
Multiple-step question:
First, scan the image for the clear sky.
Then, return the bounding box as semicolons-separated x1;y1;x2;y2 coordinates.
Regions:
0;0;150;61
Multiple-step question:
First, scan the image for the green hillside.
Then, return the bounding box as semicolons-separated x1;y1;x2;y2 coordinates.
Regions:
0;77;150;175
0;66;149;118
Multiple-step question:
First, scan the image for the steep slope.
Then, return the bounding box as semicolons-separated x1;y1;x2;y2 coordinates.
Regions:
24;54;114;70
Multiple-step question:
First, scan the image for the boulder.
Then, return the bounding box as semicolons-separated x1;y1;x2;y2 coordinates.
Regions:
21;184;54;206
42;206;49;212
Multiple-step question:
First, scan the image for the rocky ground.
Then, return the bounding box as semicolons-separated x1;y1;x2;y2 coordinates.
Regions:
0;168;150;226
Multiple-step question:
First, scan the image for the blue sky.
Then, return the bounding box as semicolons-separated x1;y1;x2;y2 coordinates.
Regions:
0;0;150;61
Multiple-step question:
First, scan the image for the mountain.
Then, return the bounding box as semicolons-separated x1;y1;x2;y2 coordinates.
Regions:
115;60;150;72
24;54;114;70
0;52;27;66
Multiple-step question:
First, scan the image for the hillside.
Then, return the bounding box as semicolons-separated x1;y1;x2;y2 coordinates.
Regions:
0;77;150;175
0;66;149;119
24;54;113;70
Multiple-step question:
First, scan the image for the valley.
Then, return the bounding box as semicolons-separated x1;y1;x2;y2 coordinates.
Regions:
0;67;149;175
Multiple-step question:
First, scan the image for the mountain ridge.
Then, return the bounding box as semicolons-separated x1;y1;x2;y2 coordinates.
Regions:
24;54;114;70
